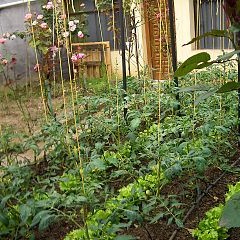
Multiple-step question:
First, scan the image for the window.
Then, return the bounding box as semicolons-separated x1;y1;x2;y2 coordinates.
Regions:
193;0;232;49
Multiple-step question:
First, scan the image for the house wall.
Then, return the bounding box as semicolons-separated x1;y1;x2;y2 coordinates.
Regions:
173;0;232;63
0;1;40;85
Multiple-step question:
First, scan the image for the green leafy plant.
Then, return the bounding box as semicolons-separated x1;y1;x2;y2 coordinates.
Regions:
193;180;240;240
192;205;228;240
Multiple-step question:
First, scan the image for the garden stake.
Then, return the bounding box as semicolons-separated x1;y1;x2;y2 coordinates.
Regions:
167;0;180;111
27;0;48;121
237;31;240;146
156;0;163;80
162;0;172;85
53;0;69;129
112;0;121;144
132;9;140;79
119;0;128;120
62;2;90;239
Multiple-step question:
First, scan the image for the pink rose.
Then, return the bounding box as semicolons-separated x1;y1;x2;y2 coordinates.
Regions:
46;1;54;10
0;38;6;44
77;31;84;38
24;13;32;21
71;55;78;63
40;22;48;29
77;53;85;59
50;45;58;53
37;14;44;20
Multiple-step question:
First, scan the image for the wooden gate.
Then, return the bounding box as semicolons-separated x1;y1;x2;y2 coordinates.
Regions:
144;0;172;80
71;42;112;79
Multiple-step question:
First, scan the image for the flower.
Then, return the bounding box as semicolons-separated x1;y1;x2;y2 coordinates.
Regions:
77;31;84;38
10;35;16;40
3;32;10;38
37;14;44;20
46;1;54;10
74;20;79;24
34;63;40;72
32;20;38;26
0;38;6;44
68;21;75;27
50;45;58;53
71;53;85;63
24;13;32;21
69;24;77;32
77;53;85;59
71;55;78;63
40;22;48;29
62;31;69;38
2;59;8;65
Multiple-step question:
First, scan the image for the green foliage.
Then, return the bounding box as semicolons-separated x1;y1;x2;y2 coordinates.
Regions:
220;192;240;228
192;205;228;240
0;65;239;239
193;180;240;240
174;52;212;77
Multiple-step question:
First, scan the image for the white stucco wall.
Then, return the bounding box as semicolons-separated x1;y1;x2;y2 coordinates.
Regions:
174;0;233;63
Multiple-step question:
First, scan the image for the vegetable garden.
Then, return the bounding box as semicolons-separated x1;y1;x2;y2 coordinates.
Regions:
1;0;240;239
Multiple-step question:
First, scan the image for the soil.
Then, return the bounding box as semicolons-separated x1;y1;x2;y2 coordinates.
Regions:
32;220;78;240
31;155;240;240
123;157;240;240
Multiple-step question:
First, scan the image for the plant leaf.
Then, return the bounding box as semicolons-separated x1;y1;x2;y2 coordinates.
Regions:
39;214;56;231
0;212;9;226
220;192;240;228
123;209;143;223
183;30;229;46
178;85;210;92
214;50;240;62
174;52;211;77
130;118;141;130
194;90;217;105
150;212;164;223
30;210;52;228
19;204;32;223
217;81;240;93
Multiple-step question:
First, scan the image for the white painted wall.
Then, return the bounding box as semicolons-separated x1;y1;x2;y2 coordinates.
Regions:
174;0;233;63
